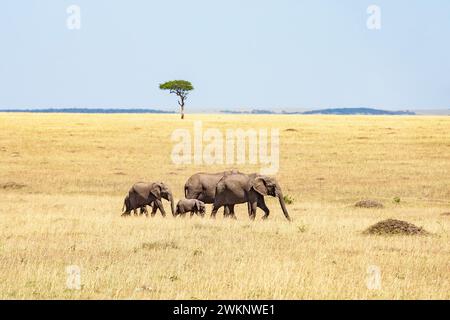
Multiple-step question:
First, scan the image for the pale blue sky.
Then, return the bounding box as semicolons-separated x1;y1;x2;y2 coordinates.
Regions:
0;0;449;111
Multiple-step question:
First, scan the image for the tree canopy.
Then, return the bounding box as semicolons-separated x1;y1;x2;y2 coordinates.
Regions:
159;80;194;93
159;80;194;119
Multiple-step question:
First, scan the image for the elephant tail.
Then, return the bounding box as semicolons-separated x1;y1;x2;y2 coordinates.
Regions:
184;184;188;198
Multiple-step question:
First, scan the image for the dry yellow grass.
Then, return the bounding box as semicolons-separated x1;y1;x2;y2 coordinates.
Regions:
0;113;449;299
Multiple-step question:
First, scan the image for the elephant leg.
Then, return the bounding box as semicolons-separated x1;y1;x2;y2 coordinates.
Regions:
211;204;221;219
227;205;237;219
231;205;237;219
249;201;257;220
140;206;148;217
257;197;270;219
190;211;195;218
150;202;158;217
133;208;138;216
177;206;183;217
223;205;230;217
154;199;166;217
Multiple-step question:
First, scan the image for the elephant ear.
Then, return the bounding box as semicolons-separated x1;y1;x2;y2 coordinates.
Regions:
252;177;268;196
150;183;162;199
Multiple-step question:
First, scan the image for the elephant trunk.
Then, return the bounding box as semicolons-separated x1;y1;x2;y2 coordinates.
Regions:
276;190;292;222
169;193;175;217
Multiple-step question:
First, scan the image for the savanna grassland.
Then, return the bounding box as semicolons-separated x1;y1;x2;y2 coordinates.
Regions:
0;113;449;299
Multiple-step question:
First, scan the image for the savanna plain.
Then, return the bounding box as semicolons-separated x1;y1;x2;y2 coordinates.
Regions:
0;113;449;299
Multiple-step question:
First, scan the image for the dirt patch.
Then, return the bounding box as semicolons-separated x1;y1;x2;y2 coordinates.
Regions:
284;128;298;132
441;212;450;216
355;199;384;208
363;219;429;235
1;182;27;190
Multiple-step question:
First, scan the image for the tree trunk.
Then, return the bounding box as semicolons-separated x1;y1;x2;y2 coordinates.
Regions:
179;96;185;119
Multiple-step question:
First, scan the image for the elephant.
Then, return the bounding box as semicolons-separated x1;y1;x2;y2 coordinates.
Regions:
122;182;175;217
175;199;206;217
211;173;291;221
184;170;240;217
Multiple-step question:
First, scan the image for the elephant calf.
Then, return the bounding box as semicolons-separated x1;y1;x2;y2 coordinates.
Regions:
175;199;206;218
122;182;175;217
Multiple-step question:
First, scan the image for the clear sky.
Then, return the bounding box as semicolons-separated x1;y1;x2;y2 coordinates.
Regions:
0;0;449;111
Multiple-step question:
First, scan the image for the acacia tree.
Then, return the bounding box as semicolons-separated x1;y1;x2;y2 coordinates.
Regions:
159;80;194;119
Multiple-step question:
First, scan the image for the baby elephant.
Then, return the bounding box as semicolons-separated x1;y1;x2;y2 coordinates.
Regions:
175;199;206;218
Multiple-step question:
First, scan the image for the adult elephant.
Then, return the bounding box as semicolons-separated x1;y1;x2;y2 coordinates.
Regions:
211;173;291;221
122;182;175;217
184;170;240;217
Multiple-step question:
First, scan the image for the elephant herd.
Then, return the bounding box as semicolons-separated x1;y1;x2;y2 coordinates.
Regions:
121;170;292;221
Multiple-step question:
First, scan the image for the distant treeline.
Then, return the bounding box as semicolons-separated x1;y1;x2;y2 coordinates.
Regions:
300;108;416;115
222;108;416;115
1;107;417;115
0;108;175;114
220;109;276;114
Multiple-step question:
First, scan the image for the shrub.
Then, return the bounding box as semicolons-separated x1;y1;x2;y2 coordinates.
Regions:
283;194;294;205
